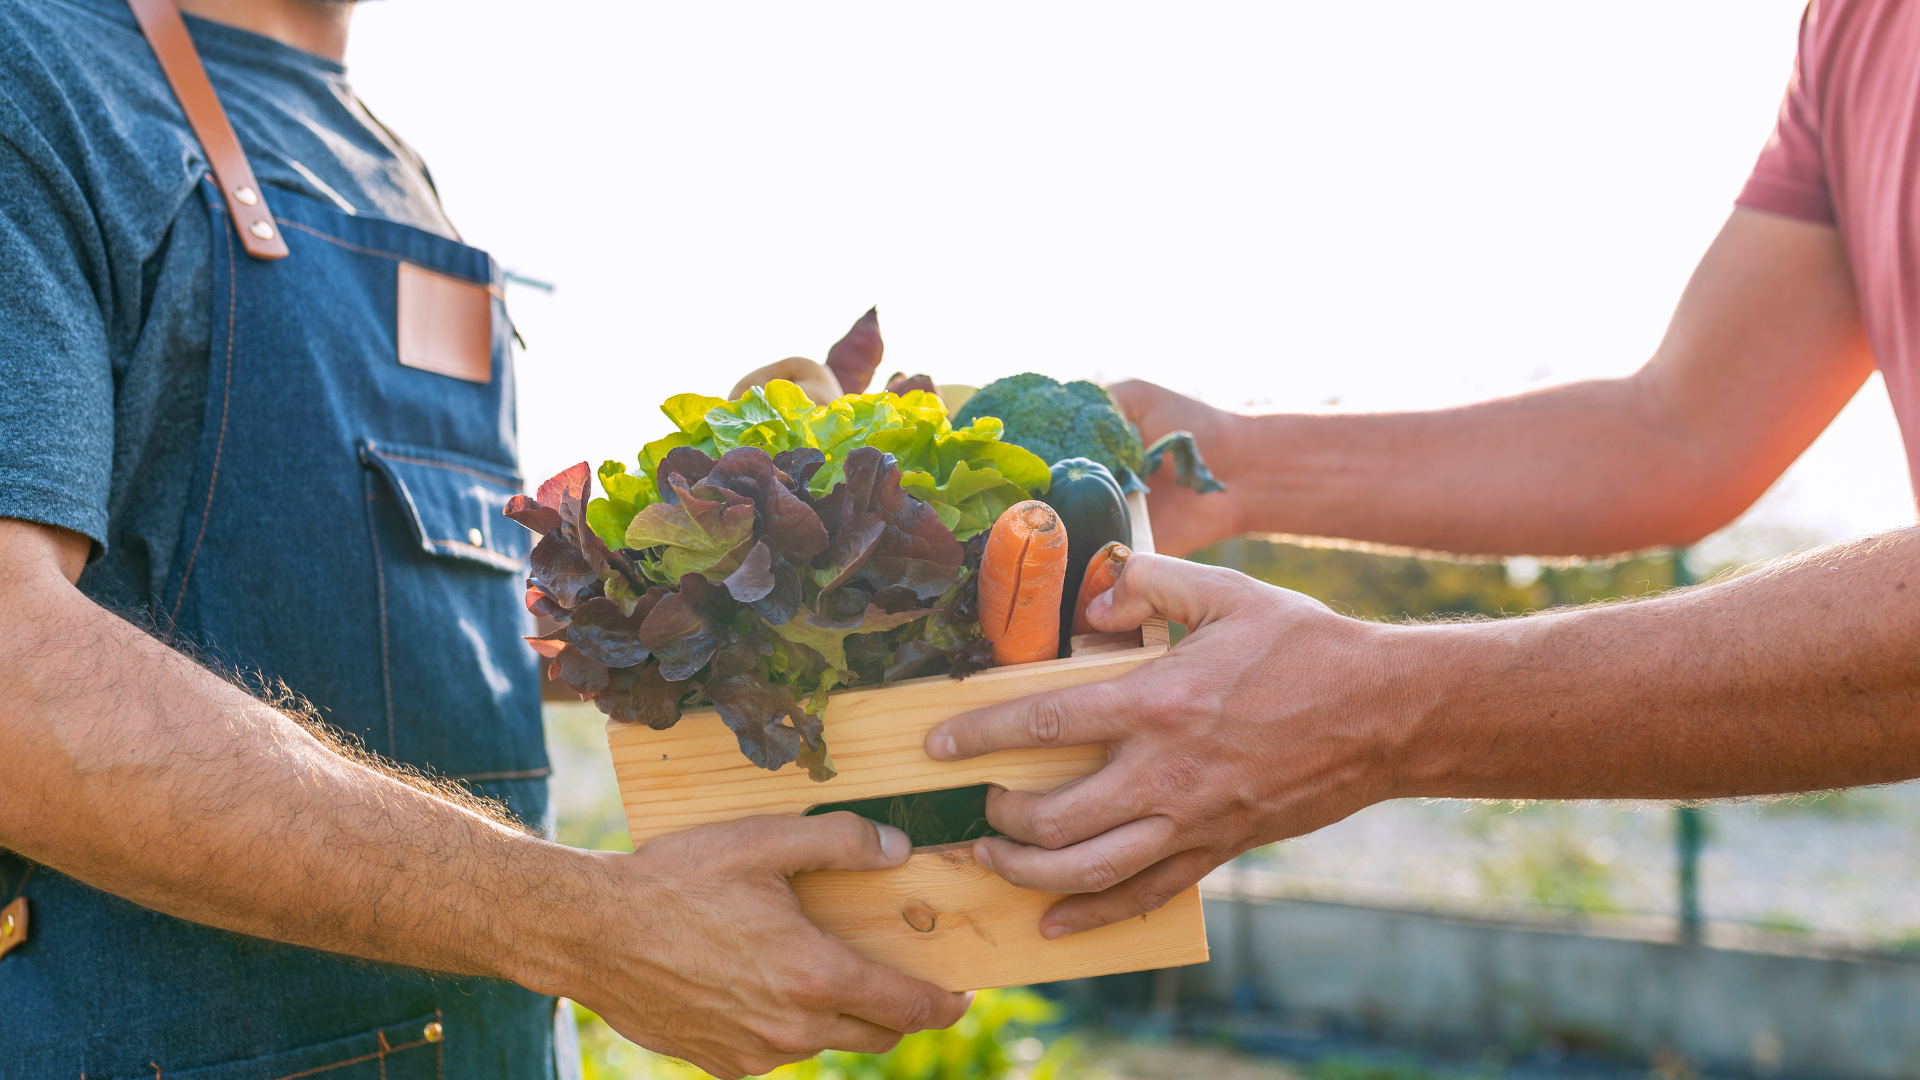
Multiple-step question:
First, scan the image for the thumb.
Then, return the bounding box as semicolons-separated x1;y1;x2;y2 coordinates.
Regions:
1085;552;1250;634
753;812;913;877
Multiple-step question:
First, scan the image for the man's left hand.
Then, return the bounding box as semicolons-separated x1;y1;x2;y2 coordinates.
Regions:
925;554;1408;937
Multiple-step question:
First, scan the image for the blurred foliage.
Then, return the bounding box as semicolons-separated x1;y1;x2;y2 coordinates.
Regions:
576;987;1075;1080
1186;536;1684;621
1463;803;1620;914
1309;1055;1499;1080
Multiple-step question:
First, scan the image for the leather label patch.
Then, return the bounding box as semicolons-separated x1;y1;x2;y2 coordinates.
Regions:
0;897;26;961
396;262;493;384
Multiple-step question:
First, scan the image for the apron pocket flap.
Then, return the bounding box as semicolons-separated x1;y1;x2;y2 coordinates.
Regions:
361;440;530;571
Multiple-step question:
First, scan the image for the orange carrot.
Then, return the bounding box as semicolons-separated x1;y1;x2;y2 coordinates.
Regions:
1070;541;1131;635
978;500;1070;666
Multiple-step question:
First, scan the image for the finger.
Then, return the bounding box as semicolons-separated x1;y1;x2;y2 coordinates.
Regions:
827;950;975;1034
1037;847;1219;939
740;812;912;876
970;814;1183;897
1085;552;1249;634
813;1014;914;1056
983;771;1148;850
926;676;1136;762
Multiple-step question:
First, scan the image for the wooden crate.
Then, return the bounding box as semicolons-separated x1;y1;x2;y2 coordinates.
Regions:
606;491;1208;990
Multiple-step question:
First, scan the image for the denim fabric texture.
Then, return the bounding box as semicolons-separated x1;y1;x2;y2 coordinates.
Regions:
0;185;556;1077
0;0;456;612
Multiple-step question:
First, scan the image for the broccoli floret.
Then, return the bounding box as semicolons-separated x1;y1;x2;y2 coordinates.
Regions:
955;373;1148;487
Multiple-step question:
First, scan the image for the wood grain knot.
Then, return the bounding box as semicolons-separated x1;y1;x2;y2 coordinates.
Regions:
901;899;938;933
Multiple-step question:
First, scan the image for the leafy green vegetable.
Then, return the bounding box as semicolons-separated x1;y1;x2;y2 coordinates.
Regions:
510;384;1041;779
1143;430;1228;494
954;371;1225;495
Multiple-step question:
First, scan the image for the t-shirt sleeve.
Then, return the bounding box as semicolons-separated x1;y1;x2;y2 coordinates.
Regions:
1736;5;1835;224
0;102;114;551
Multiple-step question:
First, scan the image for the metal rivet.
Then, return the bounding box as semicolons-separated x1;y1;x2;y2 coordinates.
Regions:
233;186;259;206
467;528;484;546
423;1021;443;1043
248;221;275;241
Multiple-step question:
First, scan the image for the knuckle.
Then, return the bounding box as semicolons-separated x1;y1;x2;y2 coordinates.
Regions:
892;992;937;1033
1077;851;1122;893
786;969;835;1010
1033;810;1073;851
1135;886;1171;914
1026;698;1070;747
762;1023;816;1058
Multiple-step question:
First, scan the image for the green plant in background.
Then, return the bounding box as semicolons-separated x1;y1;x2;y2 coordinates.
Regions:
1467;805;1619;915
576;987;1075;1080
1186;537;1683;622
1309;1054;1500;1080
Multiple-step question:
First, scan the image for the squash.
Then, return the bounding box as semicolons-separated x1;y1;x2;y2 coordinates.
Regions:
1041;457;1133;656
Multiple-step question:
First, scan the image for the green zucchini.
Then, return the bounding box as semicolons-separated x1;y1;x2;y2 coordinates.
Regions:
1042;457;1133;656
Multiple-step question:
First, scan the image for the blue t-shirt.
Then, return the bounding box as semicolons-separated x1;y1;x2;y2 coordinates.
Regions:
0;0;456;614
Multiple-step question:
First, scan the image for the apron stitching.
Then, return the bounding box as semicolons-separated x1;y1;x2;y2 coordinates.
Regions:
369;450;518;486
364;471;399;758
169;201;238;622
274;218;490;288
253;1035;434;1080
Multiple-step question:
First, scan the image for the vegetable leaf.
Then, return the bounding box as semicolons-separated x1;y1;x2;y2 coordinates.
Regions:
625;478;757;581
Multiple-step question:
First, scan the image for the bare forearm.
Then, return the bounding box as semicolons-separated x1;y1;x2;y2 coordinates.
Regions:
1392;529;1920;799
0;570;585;983
1147;210;1871;558
1214;380;1729;555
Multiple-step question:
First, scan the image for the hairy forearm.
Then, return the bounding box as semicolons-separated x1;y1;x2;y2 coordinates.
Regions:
0;567;591;983
1389;529;1920;799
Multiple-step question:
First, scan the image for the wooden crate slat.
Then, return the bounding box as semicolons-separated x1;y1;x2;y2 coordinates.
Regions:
605;491;1208;990
792;845;1209;989
609;645;1165;842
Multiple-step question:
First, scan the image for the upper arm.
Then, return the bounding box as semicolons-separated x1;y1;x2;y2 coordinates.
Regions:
1633;207;1874;524
0;108;116;558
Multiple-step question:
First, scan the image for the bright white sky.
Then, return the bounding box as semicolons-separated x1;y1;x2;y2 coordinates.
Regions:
346;0;1915;562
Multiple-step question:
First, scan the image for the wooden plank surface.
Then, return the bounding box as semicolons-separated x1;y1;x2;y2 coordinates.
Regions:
604;495;1207;990
793;845;1208;990
609;645;1165;843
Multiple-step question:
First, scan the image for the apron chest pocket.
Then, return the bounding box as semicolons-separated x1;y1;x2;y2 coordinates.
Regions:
360;440;529;571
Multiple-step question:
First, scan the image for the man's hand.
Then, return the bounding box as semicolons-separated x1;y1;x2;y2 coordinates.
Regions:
537;814;972;1079
928;531;1920;940
1106;380;1252;557
1;513;968;1079
926;554;1403;937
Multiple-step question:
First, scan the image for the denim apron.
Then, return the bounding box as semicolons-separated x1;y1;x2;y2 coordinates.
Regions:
0;94;560;1080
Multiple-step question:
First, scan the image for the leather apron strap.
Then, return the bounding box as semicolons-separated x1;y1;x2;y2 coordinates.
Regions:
126;0;290;260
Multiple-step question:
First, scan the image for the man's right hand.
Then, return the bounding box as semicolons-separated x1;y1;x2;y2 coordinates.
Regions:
530;813;972;1079
1105;379;1251;557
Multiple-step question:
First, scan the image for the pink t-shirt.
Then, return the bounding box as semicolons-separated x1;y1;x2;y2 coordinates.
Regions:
1737;0;1920;493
